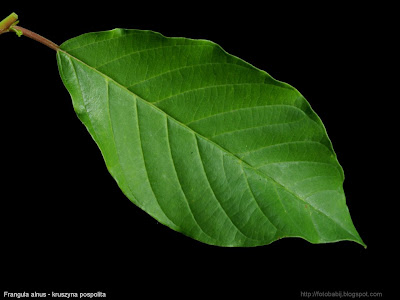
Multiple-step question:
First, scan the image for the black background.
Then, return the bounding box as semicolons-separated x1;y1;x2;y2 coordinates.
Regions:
1;2;394;298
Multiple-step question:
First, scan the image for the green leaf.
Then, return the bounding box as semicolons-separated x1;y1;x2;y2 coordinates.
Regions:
57;29;364;247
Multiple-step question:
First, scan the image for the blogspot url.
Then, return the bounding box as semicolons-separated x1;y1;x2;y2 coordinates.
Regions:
300;291;383;298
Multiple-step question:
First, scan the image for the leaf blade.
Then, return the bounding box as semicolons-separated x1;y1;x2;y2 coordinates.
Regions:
57;29;365;247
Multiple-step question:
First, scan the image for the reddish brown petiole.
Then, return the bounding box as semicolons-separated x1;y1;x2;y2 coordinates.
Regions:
12;25;59;51
1;13;59;51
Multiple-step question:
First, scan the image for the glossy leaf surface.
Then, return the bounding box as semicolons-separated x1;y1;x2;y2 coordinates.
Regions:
57;29;364;247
